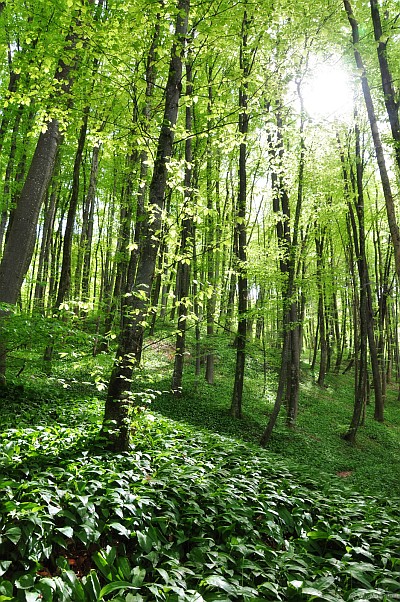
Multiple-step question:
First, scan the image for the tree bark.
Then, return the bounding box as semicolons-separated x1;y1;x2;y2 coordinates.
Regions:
230;10;250;419
315;232;327;387
343;0;400;281
369;0;400;172
102;0;190;451
0;2;94;381
56;107;89;308
171;51;193;396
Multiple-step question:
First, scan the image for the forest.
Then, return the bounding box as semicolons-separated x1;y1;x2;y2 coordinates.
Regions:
1;0;400;599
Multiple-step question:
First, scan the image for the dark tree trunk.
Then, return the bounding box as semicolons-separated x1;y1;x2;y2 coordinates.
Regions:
75;142;101;301
33;166;60;310
338;125;385;431
260;83;306;440
171;52;193;396
100;167;135;352
0;117;61;305
315;232;327;387
205;69;217;385
344;0;400;281
56;107;89;308
230;11;250;419
102;0;190;451
0;2;95;380
369;0;400;171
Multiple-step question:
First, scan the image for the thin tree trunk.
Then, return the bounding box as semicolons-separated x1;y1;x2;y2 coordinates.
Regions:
75;142;101;301
205;66;217;385
230;10;250;418
56;107;89;308
316;232;327;387
33;167;60;310
369;0;400;172
171;50;194;396
343;0;400;281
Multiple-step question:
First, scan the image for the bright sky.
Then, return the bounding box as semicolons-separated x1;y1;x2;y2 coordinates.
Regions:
301;58;355;122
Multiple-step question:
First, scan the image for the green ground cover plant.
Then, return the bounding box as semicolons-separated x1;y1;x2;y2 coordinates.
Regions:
0;330;399;600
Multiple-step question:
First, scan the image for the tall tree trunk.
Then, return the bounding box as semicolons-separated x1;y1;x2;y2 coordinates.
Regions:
33;166;60;310
230;10;250;418
0;4;94;381
343;0;400;281
171;51;193;395
338;126;384;426
369;0;400;172
56;107;89;308
75;142;101;302
315;232;327;387
102;0;190;451
205;65;217;385
260;83;306;441
0;120;61;381
99;161;136;351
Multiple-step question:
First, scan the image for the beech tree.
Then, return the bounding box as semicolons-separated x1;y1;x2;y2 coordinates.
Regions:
102;0;190;451
0;0;97;381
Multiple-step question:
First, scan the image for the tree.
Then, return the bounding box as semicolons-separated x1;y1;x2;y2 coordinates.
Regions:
102;0;190;451
230;9;251;419
171;46;194;395
0;1;96;380
343;0;400;281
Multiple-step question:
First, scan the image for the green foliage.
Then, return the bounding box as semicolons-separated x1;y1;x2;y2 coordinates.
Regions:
0;374;400;600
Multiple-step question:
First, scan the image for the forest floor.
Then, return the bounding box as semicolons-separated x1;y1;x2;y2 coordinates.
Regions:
143;329;400;499
1;327;400;600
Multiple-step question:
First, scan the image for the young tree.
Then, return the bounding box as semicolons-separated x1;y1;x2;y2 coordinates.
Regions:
171;48;194;395
230;9;251;419
343;0;400;281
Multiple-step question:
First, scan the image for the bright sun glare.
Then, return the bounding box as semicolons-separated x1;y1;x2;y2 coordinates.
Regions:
302;60;354;121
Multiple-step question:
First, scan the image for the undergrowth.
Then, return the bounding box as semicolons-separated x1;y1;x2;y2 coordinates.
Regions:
0;325;399;600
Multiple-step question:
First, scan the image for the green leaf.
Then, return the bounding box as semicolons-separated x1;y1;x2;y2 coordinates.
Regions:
82;571;101;600
131;567;146;588
109;522;130;538
203;575;237;594
0;563;11;578
5;526;21;544
62;571;86;602
126;595;144;602
15;574;35;589
0;581;13;597
92;551;114;581
25;593;41;602
307;530;330;540
377;577;400;591
302;586;324;596
116;557;131;580
313;576;335;591
288;580;303;589
136;531;152;553
56;526;74;538
156;567;170;583
346;568;372;588
99;581;139;598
